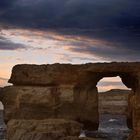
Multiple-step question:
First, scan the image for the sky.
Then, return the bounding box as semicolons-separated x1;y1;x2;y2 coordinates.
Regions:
0;0;139;91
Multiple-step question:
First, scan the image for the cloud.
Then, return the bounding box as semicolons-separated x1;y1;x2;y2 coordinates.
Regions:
1;0;139;29
0;27;139;61
0;36;28;50
0;0;139;61
60;34;140;61
0;0;16;10
69;43;140;61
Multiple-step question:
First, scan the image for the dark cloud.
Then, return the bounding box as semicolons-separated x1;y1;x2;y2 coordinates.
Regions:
0;36;27;50
69;42;140;61
0;0;16;9
1;0;139;29
0;0;139;61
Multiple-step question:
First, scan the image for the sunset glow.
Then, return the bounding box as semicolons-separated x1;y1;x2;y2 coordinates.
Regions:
0;0;139;90
97;76;130;92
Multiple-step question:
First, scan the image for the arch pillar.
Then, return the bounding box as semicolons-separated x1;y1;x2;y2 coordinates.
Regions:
128;75;140;139
74;84;99;130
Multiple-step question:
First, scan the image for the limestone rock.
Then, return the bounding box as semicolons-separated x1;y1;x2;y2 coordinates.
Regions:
1;86;98;130
6;119;82;140
128;131;140;140
9;63;140;89
2;62;140;140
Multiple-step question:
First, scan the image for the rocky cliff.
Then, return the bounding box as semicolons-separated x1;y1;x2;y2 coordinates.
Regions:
99;89;131;115
0;62;140;140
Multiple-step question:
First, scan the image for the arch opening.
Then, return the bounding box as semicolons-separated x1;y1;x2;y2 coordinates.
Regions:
97;76;131;92
95;76;132;139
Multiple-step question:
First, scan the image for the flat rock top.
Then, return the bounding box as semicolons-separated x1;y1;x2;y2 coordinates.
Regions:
10;62;140;72
8;62;140;86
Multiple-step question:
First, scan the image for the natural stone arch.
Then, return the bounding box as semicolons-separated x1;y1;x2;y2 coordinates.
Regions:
95;72;138;129
71;70;138;131
1;62;140;140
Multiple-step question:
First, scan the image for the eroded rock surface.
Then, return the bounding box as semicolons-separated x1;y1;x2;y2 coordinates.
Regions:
6;119;82;140
0;86;98;130
1;62;140;140
9;63;140;89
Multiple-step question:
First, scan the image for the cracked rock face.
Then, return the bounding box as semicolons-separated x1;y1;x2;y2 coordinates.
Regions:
6;119;82;140
1;85;98;130
1;62;140;140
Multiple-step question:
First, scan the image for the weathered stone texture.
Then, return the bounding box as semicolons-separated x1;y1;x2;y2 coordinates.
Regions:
6;119;82;140
1;62;140;140
9;63;140;88
1;86;98;130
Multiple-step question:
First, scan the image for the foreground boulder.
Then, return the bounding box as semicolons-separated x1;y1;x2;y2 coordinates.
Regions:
6;119;82;140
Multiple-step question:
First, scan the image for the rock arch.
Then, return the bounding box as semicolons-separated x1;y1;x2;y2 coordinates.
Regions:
0;62;140;140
